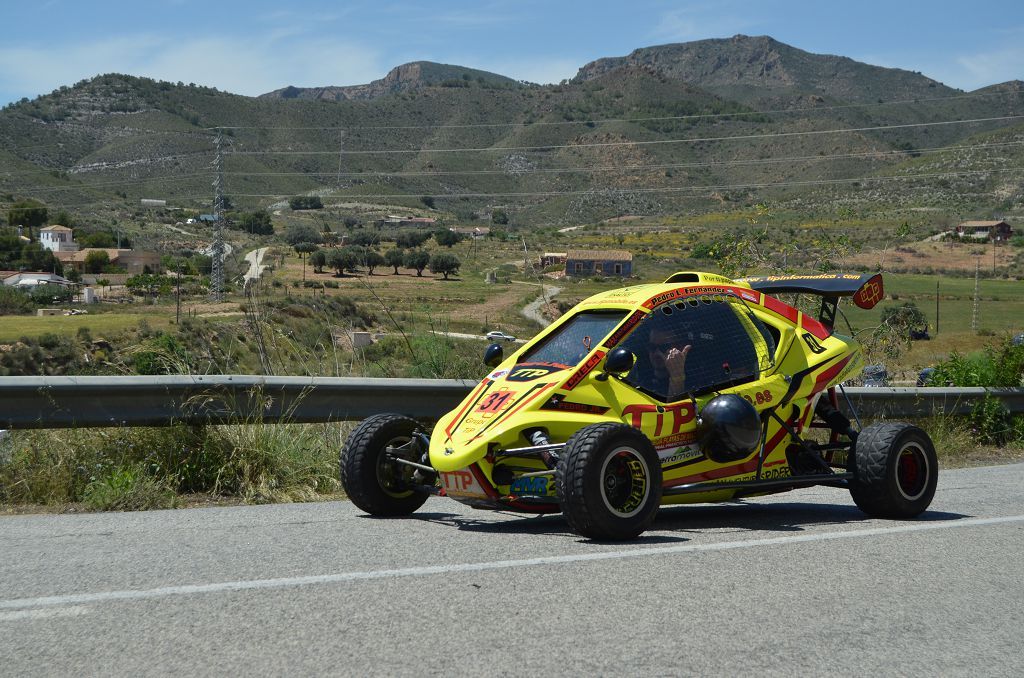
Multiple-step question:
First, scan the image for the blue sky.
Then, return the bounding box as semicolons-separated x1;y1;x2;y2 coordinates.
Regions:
1;0;1021;106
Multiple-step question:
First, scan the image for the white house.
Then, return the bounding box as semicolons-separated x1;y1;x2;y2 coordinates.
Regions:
39;225;79;253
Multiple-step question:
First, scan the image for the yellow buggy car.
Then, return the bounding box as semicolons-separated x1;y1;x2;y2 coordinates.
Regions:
341;272;937;540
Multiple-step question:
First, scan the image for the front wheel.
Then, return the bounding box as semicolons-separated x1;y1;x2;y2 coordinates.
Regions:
557;423;662;540
850;422;938;519
340;413;431;516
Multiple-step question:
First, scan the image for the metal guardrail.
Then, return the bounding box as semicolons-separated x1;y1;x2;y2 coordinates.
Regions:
839;386;1024;419
0;376;477;429
0;376;1021;430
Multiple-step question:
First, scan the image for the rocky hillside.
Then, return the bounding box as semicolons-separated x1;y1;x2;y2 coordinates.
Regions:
573;35;957;105
261;61;523;101
0;37;1021;228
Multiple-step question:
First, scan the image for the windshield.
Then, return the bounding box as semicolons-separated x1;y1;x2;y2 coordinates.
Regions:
519;310;628;367
618;294;776;401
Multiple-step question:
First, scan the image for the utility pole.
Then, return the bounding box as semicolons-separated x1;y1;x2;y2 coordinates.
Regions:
972;258;980;332
210;129;226;302
175;260;181;324
336;129;345;189
934;279;939;335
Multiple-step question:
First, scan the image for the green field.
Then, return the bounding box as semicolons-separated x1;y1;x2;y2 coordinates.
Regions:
838;273;1024;335
0;313;171;343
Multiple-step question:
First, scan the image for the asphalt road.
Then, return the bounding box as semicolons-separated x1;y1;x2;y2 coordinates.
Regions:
2;463;1023;676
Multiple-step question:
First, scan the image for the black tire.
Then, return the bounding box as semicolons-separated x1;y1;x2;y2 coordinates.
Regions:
340;413;430;516
850;422;938;519
557;423;662;540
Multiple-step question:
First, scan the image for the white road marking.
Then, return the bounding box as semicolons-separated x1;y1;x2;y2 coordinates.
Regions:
2;514;1022;612
0;605;91;621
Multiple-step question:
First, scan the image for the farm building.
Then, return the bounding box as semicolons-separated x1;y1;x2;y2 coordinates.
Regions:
55;249;162;275
955;220;1013;242
565;249;633;277
540;252;567;268
375;215;437;228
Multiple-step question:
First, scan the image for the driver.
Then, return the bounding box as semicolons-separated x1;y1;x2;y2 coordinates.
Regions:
644;325;692;399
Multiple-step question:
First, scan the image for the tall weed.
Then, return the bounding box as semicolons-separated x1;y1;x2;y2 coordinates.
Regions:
0;418;346;509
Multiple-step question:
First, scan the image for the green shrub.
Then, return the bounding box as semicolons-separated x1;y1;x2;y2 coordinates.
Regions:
0;333;87;376
969;396;1013;446
132;333;188;375
83;464;177;511
931;336;1024;388
0;286;34;314
929;336;1024;446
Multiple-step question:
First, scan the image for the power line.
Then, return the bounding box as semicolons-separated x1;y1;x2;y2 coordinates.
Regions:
2;89;1017;146
215;141;1024;179
218;167;1024;200
2;170;1017;213
6;172;212;193
4;108;1022;177
225;115;1024;156
0;151;214;177
5;139;1022;189
210;90;1024;132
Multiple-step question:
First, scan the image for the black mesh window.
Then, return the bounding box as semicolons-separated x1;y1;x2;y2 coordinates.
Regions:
619;295;775;401
520;311;628;367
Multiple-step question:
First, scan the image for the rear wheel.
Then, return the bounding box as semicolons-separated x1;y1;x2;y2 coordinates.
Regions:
850;422;937;518
557;423;662;540
340;413;430;516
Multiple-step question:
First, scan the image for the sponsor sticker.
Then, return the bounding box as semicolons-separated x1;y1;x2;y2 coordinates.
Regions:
853;274;884;309
657;445;703;464
564;350;605;390
509;476;550;495
506;362;567;382
440;469;489;498
540;395;609;415
604;309;646;348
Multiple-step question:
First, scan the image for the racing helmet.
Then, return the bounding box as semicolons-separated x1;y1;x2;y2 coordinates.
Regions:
697;394;761;463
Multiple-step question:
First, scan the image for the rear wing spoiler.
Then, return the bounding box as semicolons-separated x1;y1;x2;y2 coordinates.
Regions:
736;273;884;330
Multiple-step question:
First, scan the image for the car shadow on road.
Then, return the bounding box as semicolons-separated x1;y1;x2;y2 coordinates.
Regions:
380;511;690;544
652;501;968;535
404;511;580;537
385;503;969;543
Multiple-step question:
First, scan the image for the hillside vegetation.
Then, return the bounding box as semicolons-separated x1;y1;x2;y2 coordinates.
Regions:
1;34;1021;228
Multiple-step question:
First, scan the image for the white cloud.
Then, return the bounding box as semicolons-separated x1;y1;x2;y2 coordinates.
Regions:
142;37;386;93
472;57;582;85
649;5;751;44
956;45;1024;89
651;9;701;42
0;34;388;101
870;43;1024;91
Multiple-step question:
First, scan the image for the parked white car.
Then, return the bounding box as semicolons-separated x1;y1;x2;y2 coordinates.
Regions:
485;331;516;342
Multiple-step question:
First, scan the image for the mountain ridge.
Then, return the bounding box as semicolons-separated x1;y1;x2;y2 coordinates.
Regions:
260;61;523;101
571;35;958;104
1;35;1021;226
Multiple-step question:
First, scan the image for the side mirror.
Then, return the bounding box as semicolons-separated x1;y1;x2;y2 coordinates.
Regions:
597;347;635;380
484;342;504;367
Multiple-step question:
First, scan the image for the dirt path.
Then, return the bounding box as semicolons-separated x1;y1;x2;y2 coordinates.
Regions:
521;285;561;327
243;247;268;283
